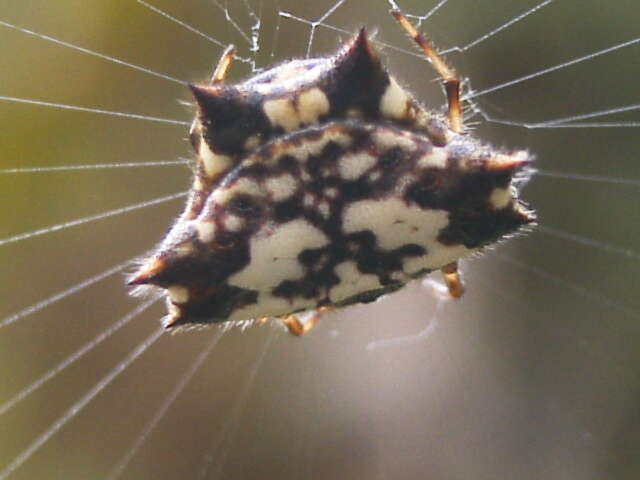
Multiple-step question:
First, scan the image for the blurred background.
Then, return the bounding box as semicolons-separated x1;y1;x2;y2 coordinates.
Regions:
1;0;639;479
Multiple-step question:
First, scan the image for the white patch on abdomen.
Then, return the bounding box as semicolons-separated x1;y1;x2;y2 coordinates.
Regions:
417;148;447;168
263;97;300;131
195;221;216;243
297;88;330;124
328;261;382;303
373;128;416;152
489;187;512;209
228;219;329;290
168;285;189;304
200;140;232;178
342;197;450;250
265;173;298;201
379;77;409;119
223;215;245;232
212;177;263;205
337;151;377;180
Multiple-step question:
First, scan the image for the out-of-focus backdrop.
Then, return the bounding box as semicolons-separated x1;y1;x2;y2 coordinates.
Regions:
1;1;639;479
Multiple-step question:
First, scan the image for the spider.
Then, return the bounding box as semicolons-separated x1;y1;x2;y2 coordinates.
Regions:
129;9;534;336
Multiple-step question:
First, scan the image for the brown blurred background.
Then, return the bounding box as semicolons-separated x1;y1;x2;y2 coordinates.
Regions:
1;1;639;479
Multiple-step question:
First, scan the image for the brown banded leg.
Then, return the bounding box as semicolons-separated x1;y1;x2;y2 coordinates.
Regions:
440;261;465;298
390;10;463;133
210;44;236;84
281;306;333;336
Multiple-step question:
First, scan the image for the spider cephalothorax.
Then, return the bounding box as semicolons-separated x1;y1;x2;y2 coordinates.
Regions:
129;12;534;335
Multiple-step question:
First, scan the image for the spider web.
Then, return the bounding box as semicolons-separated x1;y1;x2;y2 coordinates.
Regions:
0;1;639;479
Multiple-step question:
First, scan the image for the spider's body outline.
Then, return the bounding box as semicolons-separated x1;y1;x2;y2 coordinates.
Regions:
130;13;534;335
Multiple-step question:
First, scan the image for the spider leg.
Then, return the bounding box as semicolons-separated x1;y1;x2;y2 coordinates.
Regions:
210;44;236;84
390;10;463;134
440;261;465;298
281;306;333;336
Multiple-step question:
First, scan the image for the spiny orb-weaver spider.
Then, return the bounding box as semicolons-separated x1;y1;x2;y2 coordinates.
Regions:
129;10;535;336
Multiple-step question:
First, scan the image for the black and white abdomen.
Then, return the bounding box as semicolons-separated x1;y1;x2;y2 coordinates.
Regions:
131;120;532;328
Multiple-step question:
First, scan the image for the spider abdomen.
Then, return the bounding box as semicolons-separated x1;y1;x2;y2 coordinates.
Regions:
131;120;532;328
130;24;534;333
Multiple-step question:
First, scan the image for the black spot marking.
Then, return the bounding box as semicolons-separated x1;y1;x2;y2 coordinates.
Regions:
274;193;304;223
169;285;258;328
278;154;299;173
438;208;532;248
227;194;261;217
379;146;404;170
191;85;271;157
342;178;373;200
335;282;404;307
